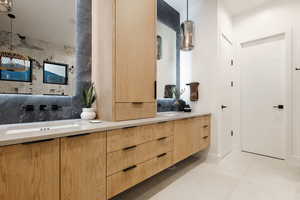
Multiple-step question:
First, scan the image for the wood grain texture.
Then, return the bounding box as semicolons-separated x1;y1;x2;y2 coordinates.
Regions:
107;151;172;198
107;136;173;176
107;122;174;153
115;0;157;102
0;139;60;200
173;116;212;164
115;102;156;121
61;133;106;200
92;0;116;121
92;0;156;121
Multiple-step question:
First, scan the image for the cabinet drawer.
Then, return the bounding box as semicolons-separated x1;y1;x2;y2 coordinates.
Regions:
107;151;172;198
202;135;210;150
107;136;173;175
202;116;211;137
115;102;156;121
155;121;174;138
107;125;154;153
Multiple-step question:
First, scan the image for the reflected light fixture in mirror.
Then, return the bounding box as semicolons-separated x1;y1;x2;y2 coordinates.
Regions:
0;13;31;74
180;0;194;51
0;0;13;13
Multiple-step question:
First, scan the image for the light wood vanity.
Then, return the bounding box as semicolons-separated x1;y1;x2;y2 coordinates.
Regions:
0;114;211;200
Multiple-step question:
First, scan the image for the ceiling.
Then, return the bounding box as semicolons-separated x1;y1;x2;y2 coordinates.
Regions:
164;0;278;16
223;0;277;16
0;0;75;46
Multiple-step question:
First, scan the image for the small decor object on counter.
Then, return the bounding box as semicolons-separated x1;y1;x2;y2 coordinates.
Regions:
81;83;97;120
186;82;199;101
172;87;186;111
184;104;192;112
164;84;176;98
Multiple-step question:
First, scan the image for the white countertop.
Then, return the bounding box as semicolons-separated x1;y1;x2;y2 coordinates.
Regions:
0;112;211;147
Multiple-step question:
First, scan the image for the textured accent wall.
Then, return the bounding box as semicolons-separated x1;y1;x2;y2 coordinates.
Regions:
0;0;91;124
0;31;76;96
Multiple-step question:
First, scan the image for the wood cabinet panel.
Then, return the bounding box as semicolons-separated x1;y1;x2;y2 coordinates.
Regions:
0;139;59;200
173;118;194;163
61;133;106;200
173;116;211;164
155;121;174;139
107;136;173;176
107;125;154;153
107;151;172;198
115;0;156;102
115;103;156;121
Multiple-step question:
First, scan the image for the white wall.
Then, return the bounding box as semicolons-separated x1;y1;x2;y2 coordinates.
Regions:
178;0;219;156
233;0;300;164
157;22;177;99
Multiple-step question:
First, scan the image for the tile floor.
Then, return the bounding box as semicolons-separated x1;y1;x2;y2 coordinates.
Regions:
112;151;300;200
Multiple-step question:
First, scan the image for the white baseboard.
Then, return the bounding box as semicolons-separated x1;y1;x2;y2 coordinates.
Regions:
286;155;300;167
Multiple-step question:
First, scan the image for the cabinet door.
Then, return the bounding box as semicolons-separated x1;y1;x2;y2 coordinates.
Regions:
61;133;106;200
0;139;60;200
190;117;204;153
173;119;194;163
115;0;156;103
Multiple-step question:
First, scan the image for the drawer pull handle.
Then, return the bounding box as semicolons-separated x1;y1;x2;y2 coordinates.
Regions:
158;121;167;124
123;126;137;129
123;145;137;151
203;136;209;139
123;165;137;172
67;133;91;138
22;138;54;145
157;137;167;141
203;125;209;128
157;153;167;158
132;102;144;104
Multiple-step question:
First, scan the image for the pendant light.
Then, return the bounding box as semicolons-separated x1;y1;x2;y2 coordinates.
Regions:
0;0;13;13
0;14;30;72
180;0;194;51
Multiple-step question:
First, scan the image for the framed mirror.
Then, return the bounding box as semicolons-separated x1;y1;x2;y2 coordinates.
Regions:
0;0;76;96
43;61;68;85
0;56;32;82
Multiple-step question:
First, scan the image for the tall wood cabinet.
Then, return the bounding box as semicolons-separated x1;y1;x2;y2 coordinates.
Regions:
0;139;60;200
92;0;157;121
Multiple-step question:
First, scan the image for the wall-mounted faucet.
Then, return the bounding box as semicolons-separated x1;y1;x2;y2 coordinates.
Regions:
23;105;34;112
39;105;48;111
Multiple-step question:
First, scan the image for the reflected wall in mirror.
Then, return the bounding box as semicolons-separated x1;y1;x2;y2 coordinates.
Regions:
0;0;76;96
157;0;180;102
157;22;177;99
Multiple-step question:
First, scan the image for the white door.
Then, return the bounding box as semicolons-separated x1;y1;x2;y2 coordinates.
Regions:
240;33;287;159
219;34;234;157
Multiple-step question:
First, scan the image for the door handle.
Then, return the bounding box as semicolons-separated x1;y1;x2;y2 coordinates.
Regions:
221;105;228;110
273;105;284;109
295;68;300;71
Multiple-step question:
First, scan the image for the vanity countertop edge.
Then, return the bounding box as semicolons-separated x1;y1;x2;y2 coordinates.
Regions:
0;112;211;147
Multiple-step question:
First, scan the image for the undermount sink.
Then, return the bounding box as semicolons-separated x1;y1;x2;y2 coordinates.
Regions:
5;123;81;135
157;112;180;117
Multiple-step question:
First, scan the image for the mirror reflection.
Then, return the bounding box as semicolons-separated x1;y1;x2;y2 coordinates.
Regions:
157;21;177;99
0;0;76;96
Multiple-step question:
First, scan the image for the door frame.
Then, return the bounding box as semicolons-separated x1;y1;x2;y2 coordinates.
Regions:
217;32;234;158
238;28;292;159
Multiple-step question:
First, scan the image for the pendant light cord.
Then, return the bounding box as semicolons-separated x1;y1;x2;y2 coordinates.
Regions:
187;0;189;21
10;17;13;51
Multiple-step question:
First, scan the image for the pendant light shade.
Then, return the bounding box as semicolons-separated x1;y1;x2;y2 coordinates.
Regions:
180;0;194;51
0;0;13;13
